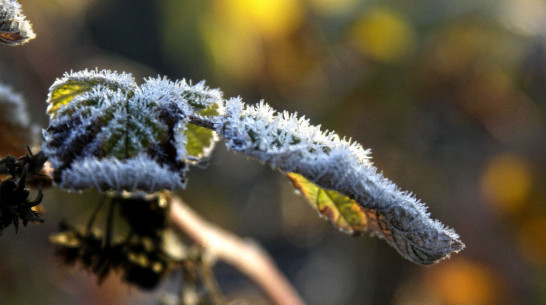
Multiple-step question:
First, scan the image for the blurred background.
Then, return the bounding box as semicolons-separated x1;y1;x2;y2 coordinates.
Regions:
1;0;546;304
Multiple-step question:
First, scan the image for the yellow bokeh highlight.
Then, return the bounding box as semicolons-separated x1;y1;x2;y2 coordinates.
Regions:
220;0;304;38
432;26;490;75
350;8;415;63
426;259;497;305
481;154;532;214
201;0;304;81
518;216;546;265
200;16;262;82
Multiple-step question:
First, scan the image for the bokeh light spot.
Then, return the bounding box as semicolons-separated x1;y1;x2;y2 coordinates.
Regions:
518;216;546;265
481;154;532;215
425;259;497;305
222;0;304;38
349;8;414;63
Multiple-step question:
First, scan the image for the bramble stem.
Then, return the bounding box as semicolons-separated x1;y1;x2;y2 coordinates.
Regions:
169;197;306;305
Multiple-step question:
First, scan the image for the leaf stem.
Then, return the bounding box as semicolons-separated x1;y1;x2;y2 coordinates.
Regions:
188;114;217;130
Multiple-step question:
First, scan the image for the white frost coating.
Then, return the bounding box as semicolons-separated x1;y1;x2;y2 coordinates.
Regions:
218;98;464;264
173;120;189;162
47;69;137;117
140;77;223;110
50;69;137;92
0;82;29;127
59;154;186;192
0;0;35;45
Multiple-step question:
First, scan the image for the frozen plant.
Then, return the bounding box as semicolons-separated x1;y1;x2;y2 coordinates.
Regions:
42;69;464;265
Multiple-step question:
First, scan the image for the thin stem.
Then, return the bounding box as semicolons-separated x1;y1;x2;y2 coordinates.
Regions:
85;195;107;234
188;114;217;130
169;197;306;305
104;198;116;249
197;257;224;305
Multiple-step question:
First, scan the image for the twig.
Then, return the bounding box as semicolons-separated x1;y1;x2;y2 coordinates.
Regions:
169;197;306;305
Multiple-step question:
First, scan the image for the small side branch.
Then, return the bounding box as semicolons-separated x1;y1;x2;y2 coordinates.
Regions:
169;197;306;305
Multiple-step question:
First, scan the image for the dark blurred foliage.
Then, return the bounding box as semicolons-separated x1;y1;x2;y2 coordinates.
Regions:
0;0;545;304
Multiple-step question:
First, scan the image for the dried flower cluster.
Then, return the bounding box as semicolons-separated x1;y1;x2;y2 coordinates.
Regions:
0;150;45;235
50;193;175;289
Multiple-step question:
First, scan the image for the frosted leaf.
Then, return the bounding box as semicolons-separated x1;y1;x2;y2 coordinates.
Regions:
0;0;35;45
218;99;464;264
0;83;37;155
58;154;186;192
42;70;223;192
0;83;29;127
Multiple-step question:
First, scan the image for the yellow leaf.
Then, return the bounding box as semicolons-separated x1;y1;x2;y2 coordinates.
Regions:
287;172;368;235
287;172;463;265
46;80;98;117
46;70;137;118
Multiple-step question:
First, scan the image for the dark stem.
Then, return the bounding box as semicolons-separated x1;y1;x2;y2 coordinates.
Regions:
198;258;224;305
85;195;107;234
188;114;217;130
104;198;117;249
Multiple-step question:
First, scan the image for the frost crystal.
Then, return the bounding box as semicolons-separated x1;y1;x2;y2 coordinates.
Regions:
0;0;35;45
218;98;464;264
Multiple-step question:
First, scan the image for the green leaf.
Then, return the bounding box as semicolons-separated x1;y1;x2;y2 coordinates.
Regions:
184;103;220;161
287;172;368;235
185;124;217;161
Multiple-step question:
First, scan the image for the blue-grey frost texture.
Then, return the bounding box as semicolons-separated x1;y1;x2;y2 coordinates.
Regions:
42;69;464;264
